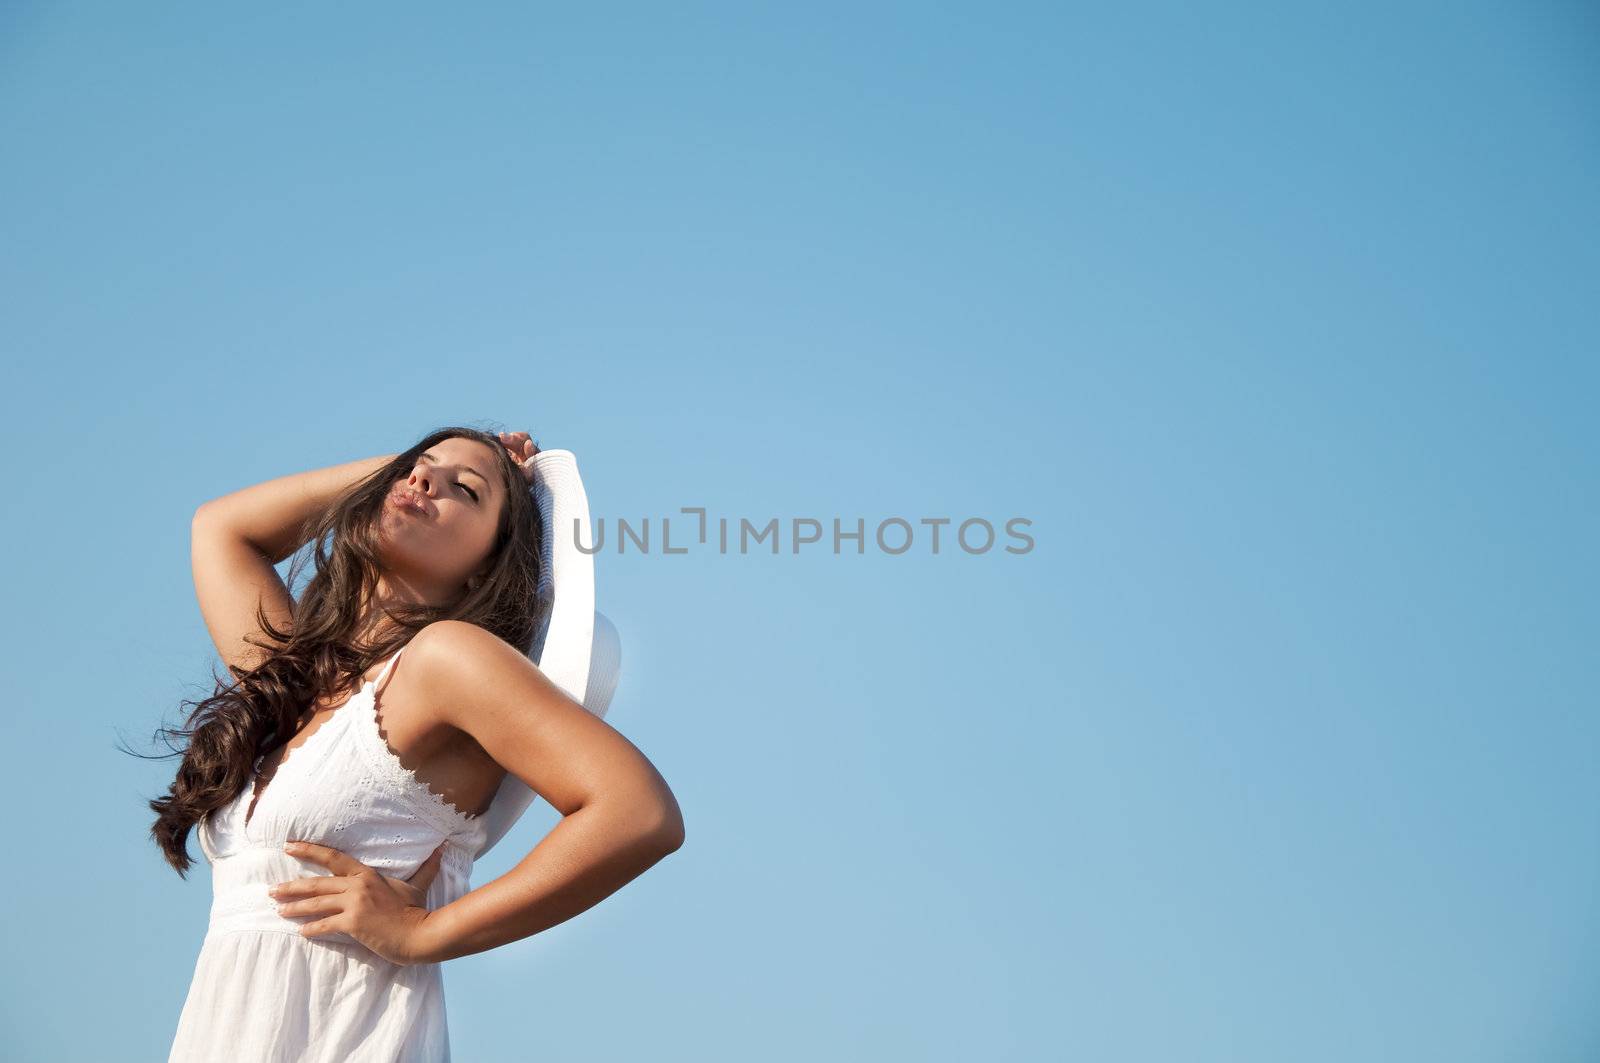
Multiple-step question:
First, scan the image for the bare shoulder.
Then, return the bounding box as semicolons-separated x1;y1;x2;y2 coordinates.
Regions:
407;619;519;669
402;620;626;819
404;620;574;720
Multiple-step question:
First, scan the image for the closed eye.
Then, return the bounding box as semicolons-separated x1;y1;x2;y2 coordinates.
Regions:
457;482;479;502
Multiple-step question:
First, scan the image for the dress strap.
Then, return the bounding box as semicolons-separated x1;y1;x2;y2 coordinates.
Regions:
372;644;408;689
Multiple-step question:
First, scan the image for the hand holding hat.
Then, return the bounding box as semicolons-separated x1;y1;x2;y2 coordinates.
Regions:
494;430;541;485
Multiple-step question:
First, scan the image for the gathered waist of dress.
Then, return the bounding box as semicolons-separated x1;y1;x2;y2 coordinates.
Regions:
205;844;472;948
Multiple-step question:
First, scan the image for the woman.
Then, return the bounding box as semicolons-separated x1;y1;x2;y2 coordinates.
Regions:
150;426;684;1062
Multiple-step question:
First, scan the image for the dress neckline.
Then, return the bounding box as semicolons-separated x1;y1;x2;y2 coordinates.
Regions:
241;649;407;835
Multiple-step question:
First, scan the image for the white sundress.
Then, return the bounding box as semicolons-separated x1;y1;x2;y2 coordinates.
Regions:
169;642;489;1063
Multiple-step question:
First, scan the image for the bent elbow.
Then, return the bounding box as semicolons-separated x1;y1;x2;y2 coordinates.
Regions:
648;804;686;855
659;821;686;854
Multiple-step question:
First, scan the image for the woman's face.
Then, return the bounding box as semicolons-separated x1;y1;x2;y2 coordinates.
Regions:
376;436;508;604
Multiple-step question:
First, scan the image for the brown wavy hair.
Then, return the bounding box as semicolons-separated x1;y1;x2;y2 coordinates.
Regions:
136;426;547;877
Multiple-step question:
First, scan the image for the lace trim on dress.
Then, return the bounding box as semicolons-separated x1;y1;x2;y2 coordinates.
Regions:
354;647;484;838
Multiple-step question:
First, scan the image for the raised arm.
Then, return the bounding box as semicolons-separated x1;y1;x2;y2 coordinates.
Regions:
191;454;395;676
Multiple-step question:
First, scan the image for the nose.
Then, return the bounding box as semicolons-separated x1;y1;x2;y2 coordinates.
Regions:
407;469;435;496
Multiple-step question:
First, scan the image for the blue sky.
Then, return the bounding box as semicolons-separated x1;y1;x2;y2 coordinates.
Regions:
2;3;1596;1060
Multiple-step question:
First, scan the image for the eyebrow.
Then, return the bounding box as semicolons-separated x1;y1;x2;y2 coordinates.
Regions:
419;452;494;494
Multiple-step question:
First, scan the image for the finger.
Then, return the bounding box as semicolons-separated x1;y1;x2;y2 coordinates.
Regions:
285;841;366;876
503;436;534;464
269;876;349;900
277;894;346;919
299;916;344;939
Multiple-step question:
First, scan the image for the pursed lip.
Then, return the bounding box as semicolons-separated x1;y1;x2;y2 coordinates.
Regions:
389;488;431;517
